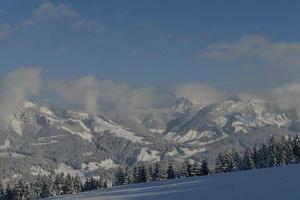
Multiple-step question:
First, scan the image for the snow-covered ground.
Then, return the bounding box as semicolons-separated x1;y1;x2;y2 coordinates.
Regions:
51;164;300;200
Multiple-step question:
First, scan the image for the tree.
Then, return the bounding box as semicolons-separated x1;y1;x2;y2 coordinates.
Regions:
73;175;83;193
138;164;149;183
115;167;125;186
54;173;65;196
124;167;132;184
40;175;56;198
153;162;163;181
201;160;210;175
243;148;255;170
166;162;175;179
63;174;75;194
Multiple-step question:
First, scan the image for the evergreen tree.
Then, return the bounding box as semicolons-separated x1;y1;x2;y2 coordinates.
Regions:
132;166;139;183
166;162;175;179
73;175;83;193
153;162;163;181
138;164;149;183
63;174;75;194
124;167;132;184
215;153;223;173
180;162;188;178
54;173;65;196
40;175;56;198
115;167;125;186
243;148;255;170
201;160;210;176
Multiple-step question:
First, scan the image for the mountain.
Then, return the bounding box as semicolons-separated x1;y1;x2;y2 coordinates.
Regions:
0;97;299;181
52;164;300;200
165;97;289;145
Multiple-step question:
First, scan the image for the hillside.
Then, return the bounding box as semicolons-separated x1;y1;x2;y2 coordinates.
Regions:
0;97;299;181
52;164;300;200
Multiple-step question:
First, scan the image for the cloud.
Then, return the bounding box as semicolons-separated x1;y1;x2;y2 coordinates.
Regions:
269;83;300;116
199;35;300;70
198;35;300;89
2;1;105;38
23;1;105;33
172;83;225;106
50;75;100;116
33;1;78;21
0;68;41;124
49;77;176;114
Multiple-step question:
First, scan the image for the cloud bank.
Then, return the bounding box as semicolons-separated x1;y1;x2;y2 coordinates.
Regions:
0;68;41;124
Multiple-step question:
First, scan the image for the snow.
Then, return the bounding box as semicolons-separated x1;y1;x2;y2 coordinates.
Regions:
24;101;36;108
165;130;217;144
30;166;50;176
51;164;300;200
148;129;165;134
60;125;93;142
8;116;24;135
137;148;160;162
0;140;11;150
166;148;178;157
99;158;119;170
55;163;84;179
0;152;26;158
81;159;118;171
93;117;146;144
180;147;205;157
40;106;56;117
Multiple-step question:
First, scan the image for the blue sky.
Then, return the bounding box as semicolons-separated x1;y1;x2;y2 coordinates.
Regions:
1;0;300;91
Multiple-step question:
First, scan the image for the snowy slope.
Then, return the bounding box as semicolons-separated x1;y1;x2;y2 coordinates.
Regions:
52;164;300;200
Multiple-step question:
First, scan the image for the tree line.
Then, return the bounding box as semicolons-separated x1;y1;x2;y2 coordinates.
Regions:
215;135;300;173
0;173;107;200
1;135;300;199
114;159;209;186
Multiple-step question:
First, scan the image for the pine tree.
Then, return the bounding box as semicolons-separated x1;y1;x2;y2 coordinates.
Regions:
40;175;56;198
132;166;139;183
124;167;132;184
115;167;125;186
194;161;202;176
243;148;255;170
166;162;175;179
54;173;65;196
215;153;223;173
63;174;75;194
73;175;83;193
137;164;149;183
153;162;163;181
180;162;188;178
201;160;210;175
185;160;194;177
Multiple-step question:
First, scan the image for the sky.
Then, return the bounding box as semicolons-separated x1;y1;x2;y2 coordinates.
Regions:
1;0;300;115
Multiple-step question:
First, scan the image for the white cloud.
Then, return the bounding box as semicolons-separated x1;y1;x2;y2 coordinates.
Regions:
49;77;176;114
173;83;225;106
270;83;300;116
199;35;300;69
0;68;41;124
33;1;78;21
27;1;105;32
50;75;100;116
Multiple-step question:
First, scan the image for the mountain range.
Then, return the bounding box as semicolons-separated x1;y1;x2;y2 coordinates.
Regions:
0;96;298;182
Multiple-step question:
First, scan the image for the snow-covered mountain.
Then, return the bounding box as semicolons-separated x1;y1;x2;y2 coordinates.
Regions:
0;97;298;181
51;164;300;200
165;97;290;145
